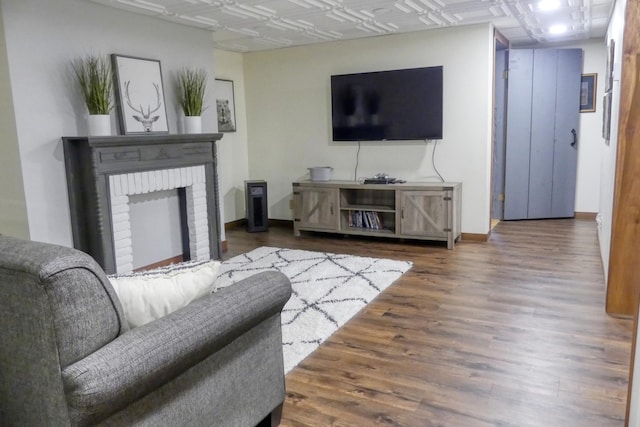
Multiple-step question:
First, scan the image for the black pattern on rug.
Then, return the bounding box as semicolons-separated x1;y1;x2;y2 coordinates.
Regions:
216;247;413;373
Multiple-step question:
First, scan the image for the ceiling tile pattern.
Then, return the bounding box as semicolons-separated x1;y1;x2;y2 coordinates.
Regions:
89;0;614;52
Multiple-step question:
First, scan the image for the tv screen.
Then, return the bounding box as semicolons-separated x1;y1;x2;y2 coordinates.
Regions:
331;66;443;141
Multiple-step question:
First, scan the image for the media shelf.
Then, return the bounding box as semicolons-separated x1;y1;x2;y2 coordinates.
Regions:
340;188;396;233
341;203;395;212
292;180;462;249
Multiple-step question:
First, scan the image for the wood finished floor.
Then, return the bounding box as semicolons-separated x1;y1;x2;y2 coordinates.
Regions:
224;219;633;427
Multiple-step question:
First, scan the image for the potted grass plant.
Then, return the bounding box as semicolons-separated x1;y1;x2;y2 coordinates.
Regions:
177;67;207;133
72;54;113;136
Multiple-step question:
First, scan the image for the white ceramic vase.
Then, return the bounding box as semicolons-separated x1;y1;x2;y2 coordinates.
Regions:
88;114;111;136
184;116;202;134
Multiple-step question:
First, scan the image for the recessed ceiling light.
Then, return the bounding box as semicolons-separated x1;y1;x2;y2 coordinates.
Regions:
538;0;560;11
549;24;567;34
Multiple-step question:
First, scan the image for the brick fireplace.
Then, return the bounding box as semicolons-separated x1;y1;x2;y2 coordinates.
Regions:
62;133;223;275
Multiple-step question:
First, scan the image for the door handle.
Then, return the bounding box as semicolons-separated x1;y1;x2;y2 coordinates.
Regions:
570;128;577;148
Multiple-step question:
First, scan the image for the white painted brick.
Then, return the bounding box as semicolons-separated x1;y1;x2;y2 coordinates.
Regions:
117;175;127;195
112;221;129;233
131;173;138;194
113;237;130;250
111;202;129;215
162;170;169;190
194;248;210;261
114;229;132;241
116;261;134;274
112;212;130;224
107;164;215;274
142;171;150;193
148;171;157;192
179;168;186;187
113;244;132;256
127;174;135;193
111;195;129;207
109;176;119;197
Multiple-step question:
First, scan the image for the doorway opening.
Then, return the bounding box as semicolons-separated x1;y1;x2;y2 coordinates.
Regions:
491;34;509;228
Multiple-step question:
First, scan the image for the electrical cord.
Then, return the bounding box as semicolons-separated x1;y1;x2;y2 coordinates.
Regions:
430;139;445;182
354;140;361;181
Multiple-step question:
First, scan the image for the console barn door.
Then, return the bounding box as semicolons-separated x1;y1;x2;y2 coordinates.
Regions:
504;48;582;220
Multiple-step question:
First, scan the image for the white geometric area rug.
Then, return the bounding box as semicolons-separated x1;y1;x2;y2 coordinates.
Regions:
215;246;413;373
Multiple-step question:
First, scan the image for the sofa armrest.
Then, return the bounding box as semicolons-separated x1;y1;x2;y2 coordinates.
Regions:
62;270;291;424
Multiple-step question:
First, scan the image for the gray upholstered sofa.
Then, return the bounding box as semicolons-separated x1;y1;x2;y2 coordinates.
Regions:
0;235;292;426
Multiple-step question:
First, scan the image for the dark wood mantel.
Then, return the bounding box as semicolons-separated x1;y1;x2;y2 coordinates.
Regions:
62;133;224;274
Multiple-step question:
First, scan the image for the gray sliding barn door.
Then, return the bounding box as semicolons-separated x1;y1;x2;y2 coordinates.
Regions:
504;48;582;220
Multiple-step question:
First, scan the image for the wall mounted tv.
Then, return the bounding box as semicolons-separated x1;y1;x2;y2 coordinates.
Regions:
331;66;443;141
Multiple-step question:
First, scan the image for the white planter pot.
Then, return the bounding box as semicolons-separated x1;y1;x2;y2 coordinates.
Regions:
184;116;202;134
88;114;111;136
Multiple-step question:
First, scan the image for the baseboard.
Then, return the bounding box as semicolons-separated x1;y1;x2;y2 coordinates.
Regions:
575;212;597;220
269;219;293;227
225;218;293;230
461;232;489;242
134;255;184;272
225;218;247;230
226;218;484;243
221;240;228;252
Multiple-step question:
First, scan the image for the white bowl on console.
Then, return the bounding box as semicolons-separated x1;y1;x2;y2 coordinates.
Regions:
308;167;333;181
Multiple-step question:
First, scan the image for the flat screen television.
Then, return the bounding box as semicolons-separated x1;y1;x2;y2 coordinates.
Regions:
331;66;443;141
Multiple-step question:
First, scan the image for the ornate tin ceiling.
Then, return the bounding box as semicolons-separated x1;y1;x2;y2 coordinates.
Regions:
89;0;614;52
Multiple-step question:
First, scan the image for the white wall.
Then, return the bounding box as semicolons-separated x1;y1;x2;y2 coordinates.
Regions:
0;5;28;239
1;0;218;249
571;40;607;213
599;0;626;280
214;49;251;224
243;24;495;235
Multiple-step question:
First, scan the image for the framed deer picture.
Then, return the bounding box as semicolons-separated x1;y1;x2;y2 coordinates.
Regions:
112;54;169;134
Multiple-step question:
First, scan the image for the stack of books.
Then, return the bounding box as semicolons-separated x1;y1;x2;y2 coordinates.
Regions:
348;211;382;229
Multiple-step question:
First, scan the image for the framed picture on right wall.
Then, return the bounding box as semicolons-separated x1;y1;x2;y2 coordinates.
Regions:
605;39;615;92
603;91;612;144
580;73;597;113
602;38;616;145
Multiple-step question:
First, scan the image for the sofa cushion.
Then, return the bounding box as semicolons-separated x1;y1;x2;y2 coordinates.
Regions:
108;260;220;329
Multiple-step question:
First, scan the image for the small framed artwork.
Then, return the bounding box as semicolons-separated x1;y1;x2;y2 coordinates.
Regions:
602;91;612;144
112;54;169;134
580;73;597;113
605;39;615;92
215;79;236;132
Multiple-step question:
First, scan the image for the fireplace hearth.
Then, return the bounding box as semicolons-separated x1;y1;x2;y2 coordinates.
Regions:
62;133;223;274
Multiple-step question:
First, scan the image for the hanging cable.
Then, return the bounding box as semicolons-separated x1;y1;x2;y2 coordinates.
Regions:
354;140;361;181
431;140;445;182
